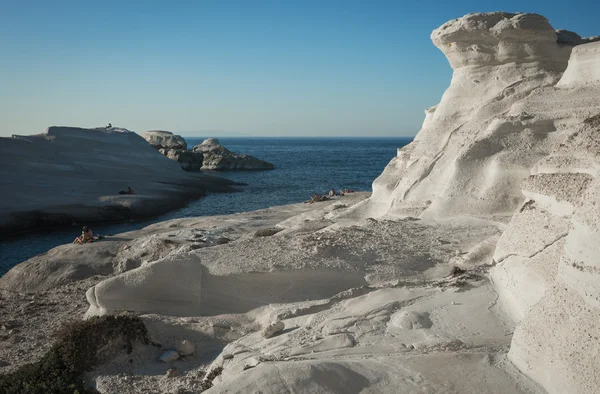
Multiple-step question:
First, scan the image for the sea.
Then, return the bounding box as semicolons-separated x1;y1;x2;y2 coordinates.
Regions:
0;137;412;275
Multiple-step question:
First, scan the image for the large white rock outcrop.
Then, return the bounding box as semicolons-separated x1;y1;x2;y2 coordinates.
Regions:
70;12;600;394
497;43;600;394
347;13;600;394
346;12;574;220
0;126;232;235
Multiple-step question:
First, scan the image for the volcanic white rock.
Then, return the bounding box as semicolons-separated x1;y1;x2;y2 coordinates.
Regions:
4;11;600;394
143;130;187;150
0;126;233;236
193;138;275;171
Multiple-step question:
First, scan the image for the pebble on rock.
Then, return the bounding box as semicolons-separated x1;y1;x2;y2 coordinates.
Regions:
159;350;180;363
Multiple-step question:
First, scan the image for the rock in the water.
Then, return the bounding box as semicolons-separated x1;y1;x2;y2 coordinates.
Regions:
143;130;187;150
262;321;285;338
165;149;204;172
148;135;274;171
193;138;274;171
0;126;232;237
159;350;180;363
177;340;196;356
194;138;221;152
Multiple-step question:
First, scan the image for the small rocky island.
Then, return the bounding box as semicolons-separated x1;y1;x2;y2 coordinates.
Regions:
143;131;274;171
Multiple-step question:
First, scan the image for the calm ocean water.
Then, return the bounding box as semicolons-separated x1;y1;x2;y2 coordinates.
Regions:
0;137;411;275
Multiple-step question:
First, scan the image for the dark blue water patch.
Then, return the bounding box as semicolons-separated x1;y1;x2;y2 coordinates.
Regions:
0;137;411;275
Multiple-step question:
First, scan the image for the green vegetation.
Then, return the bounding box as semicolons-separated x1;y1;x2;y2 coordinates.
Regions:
0;315;149;394
254;227;283;237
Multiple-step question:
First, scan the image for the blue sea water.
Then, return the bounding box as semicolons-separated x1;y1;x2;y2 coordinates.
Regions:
0;137;411;275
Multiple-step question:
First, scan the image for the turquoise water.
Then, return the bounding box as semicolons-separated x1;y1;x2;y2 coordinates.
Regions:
0;137;411;275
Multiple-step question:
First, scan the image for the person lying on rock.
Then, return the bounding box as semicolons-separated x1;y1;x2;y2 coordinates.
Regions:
74;226;94;244
305;194;331;204
118;186;135;195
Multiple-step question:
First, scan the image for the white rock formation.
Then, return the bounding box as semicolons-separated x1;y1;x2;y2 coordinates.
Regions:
345;12;574;220
193;138;275;171
343;13;600;394
0;126;232;235
10;12;598;394
194;138;221;152
142;130;187;150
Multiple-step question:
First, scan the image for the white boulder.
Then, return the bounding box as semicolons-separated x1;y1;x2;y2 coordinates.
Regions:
176;340;196;356
143;130;187;150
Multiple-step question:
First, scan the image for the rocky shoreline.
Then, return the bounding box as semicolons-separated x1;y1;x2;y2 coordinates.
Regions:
1;10;600;394
0;127;237;238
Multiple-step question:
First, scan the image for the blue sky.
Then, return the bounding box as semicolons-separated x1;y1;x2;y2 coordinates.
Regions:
1;0;598;137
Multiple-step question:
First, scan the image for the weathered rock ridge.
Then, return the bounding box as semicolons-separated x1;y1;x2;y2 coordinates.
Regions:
0;126;233;236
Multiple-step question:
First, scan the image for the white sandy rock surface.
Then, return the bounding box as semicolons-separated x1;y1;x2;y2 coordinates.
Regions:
78;195;540;394
0;191;537;394
0;126;233;236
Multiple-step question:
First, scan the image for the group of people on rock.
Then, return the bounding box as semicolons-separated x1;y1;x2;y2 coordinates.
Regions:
329;188;356;196
305;188;356;204
73;226;104;244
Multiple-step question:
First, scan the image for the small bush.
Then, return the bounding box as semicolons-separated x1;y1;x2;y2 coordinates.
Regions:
254;228;282;237
583;113;600;127
0;315;149;394
200;367;224;392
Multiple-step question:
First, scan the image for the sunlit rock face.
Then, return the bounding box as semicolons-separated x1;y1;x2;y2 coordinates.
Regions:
348;12;576;220
344;12;600;394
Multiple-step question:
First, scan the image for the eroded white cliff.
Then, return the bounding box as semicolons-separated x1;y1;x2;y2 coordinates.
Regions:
346;12;576;221
354;14;600;394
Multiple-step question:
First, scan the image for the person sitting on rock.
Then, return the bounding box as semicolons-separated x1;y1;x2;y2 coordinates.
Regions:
74;226;94;244
329;188;336;197
106;123;112;129
340;189;345;196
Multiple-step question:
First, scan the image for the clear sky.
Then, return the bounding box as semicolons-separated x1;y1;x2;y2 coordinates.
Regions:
1;0;598;137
